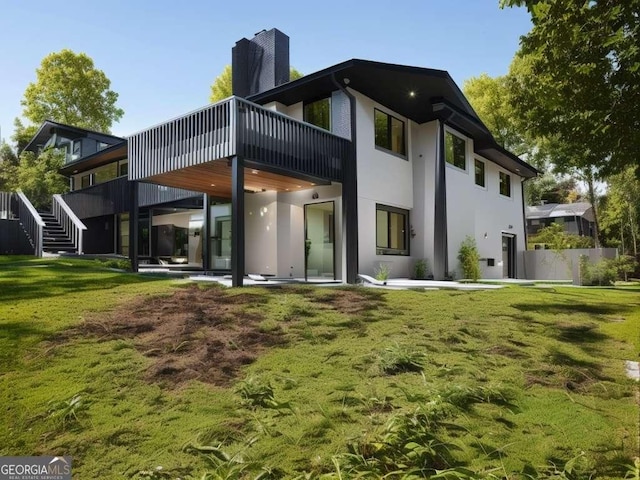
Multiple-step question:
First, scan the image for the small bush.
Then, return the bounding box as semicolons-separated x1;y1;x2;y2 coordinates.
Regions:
457;236;481;281
579;256;617;286
95;257;132;271
374;263;391;282
413;259;428;279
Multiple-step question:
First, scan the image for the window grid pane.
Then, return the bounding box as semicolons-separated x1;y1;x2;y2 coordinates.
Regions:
304;97;331;130
445;131;466;170
374;109;405;156
376;204;409;255
499;172;511;197
475;159;485;187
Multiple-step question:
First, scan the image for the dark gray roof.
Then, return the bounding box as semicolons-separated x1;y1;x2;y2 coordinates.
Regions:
250;59;538;178
23;120;124;153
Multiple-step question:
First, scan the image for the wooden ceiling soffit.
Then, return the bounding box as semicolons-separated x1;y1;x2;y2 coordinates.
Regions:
147;159;322;197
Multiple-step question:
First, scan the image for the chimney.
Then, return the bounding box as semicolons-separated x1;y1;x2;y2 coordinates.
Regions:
232;28;290;97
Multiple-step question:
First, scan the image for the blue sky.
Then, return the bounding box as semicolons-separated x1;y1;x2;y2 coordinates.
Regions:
0;0;531;141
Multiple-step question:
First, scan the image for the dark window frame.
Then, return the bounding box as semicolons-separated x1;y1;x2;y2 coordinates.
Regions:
499;171;512;197
374;108;406;157
474;158;486;187
303;96;331;131
445;130;467;170
376;204;410;256
81;173;93;189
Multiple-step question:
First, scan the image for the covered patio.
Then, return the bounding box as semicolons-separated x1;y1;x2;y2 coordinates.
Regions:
127;96;355;286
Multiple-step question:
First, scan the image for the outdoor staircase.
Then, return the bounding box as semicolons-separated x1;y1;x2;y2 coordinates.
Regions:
39;210;77;254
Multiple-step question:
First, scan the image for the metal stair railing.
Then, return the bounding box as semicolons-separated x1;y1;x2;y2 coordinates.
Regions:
0;191;12;219
15;191;45;256
52;194;87;254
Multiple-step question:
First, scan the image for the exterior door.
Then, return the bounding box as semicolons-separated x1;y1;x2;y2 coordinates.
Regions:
502;233;516;278
304;202;335;280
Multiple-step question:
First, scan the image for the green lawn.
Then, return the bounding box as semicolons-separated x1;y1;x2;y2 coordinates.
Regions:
0;257;638;479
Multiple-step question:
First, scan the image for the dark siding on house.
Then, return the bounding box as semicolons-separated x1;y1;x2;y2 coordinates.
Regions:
62;177;200;219
128;97;351;184
82;215;116;254
0;220;33;254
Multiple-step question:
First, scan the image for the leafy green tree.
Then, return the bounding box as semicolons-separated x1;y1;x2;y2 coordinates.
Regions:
21;49;124;133
13;149;68;209
463;73;580;206
599;167;640;255
209;65;303;102
0;142;19;191
501;0;640;177
529;223;594;250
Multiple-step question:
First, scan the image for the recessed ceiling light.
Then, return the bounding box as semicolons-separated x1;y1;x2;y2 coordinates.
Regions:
210;183;216;187
251;169;258;174
409;91;416;97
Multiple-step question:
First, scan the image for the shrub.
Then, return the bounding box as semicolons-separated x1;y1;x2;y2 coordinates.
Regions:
413;259;428;279
457;236;481;281
579;256;617;286
374;263;391;282
528;223;594;250
95;257;132;271
611;255;638;281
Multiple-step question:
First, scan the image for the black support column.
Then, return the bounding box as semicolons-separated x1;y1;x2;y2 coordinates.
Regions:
433;120;448;280
129;181;139;272
202;193;210;271
231;156;245;287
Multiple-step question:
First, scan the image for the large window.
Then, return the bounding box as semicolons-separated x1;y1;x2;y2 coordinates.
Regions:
474;159;486;187
304;97;331;130
499;171;511;197
445;131;466;170
374;109;406;156
376;204;409;255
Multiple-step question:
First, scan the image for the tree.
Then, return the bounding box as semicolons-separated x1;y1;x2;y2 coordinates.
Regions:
0;142;19;191
501;0;640;178
463;73;578;206
13;149;68;209
209;66;303;102
599;166;640;255
21;49;124;133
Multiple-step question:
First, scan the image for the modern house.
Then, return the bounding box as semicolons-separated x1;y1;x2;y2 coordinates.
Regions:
526;202;596;240
7;28;537;285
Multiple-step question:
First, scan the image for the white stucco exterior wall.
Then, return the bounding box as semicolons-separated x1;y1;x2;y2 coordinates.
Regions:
443;126;526;279
243;184;342;279
353;90;414;277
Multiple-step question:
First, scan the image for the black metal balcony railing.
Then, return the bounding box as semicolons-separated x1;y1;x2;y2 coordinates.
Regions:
128;97;351;184
62;177;199;219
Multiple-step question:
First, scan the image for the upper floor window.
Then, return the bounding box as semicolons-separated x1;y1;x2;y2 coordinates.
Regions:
376;204;409;255
374;109;406;156
474;159;486;187
499;171;511;197
119;161;128;177
304;97;331;131
445;131;466;170
71;141;81;161
97;142;110;151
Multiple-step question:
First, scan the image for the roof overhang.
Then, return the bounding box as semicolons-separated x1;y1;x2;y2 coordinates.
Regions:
60;141;128;176
250;59;538;179
23;120;125;154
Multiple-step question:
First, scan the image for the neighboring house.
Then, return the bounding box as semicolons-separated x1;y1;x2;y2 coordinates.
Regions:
17;28;537;285
526;202;595;239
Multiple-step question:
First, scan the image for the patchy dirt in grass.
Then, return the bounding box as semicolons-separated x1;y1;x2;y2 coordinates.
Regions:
301;288;385;315
52;285;384;387
53;285;282;387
